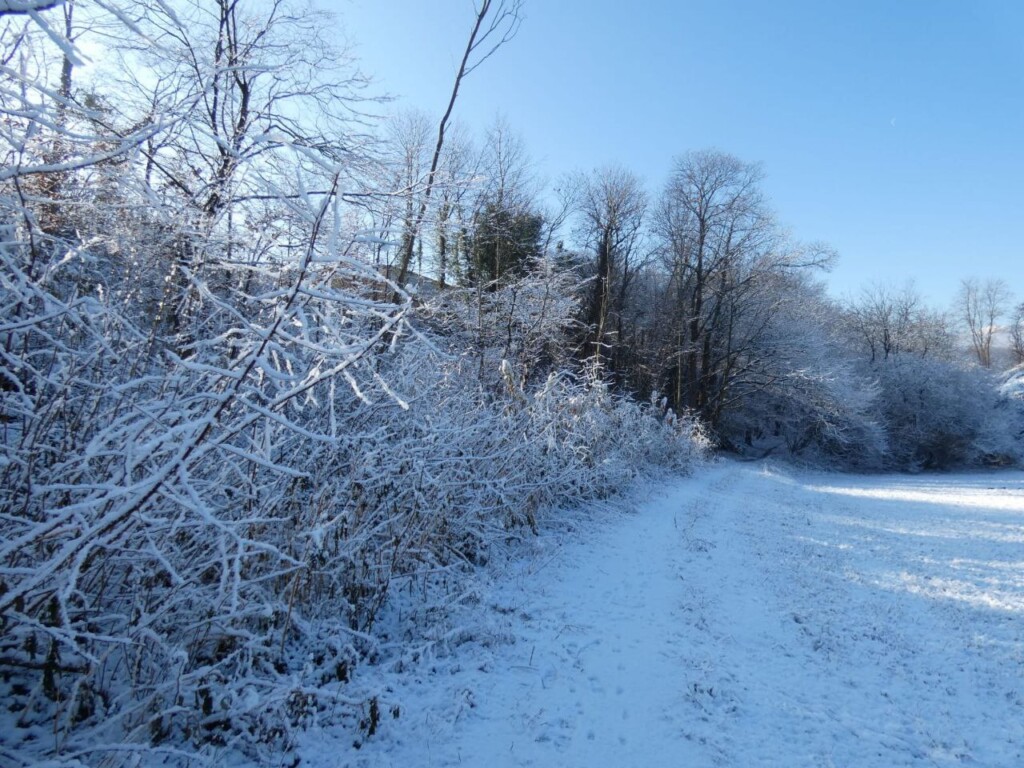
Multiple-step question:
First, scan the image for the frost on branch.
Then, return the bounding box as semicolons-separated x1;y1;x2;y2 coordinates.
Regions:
0;4;711;765
0;162;414;761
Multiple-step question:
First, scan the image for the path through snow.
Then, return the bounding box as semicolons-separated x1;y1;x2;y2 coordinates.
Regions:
300;462;1024;767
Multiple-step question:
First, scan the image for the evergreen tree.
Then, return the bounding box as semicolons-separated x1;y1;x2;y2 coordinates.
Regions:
465;198;544;286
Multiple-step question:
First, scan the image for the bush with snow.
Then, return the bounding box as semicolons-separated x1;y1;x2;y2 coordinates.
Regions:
874;357;1017;470
1001;364;1024;402
0;233;707;766
995;365;1024;460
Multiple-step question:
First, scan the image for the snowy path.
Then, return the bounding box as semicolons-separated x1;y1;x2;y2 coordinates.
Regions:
300;462;1024;767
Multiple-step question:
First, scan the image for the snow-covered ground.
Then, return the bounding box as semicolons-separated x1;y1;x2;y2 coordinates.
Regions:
298;462;1024;767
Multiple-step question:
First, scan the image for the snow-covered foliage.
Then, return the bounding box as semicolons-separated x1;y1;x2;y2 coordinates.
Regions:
712;277;889;468
0;182;414;764
0;251;705;763
422;263;583;388
996;364;1024;458
726;361;888;469
1001;364;1024;402
872;356;1018;470
706;275;1019;471
1;1;1019;764
0;5;709;765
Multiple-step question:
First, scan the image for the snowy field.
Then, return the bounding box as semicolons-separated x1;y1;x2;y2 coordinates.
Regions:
298;462;1024;767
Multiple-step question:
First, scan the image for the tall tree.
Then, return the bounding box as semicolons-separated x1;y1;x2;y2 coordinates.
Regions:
393;0;523;294
574;166;647;374
653;150;832;428
386;109;433;276
1010;302;1024;366
959;277;1011;367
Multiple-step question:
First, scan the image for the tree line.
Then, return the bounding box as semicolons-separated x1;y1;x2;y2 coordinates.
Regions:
379;111;1023;469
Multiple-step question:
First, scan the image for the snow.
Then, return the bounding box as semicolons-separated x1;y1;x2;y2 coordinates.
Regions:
0;1;65;15
295;462;1024;767
1002;366;1024;400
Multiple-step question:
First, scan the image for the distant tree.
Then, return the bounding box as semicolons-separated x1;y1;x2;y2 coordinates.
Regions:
837;281;1015;468
573;166;647;374
463;118;541;286
466;198;544;285
394;0;523;293
1010;302;1024;366
959;277;1011;367
845;282;954;363
652;149;832;429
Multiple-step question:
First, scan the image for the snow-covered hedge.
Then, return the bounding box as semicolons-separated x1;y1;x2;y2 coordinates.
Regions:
0;227;707;765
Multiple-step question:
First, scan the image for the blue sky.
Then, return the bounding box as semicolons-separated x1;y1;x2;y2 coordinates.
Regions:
339;0;1023;307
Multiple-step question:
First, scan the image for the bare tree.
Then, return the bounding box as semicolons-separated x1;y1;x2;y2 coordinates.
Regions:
959;277;1011;367
385;108;433;276
849;283;919;362
655;151;766;419
846;282;953;363
652;150;833;428
573;166;647;373
393;0;523;294
88;0;378;338
433;121;479;287
1010;302;1024;366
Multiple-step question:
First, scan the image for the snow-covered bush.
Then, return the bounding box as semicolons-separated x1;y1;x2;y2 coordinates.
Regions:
994;365;1024;462
706;279;890;469
1001;364;1024;403
874;357;1015;470
326;356;709;584
724;365;889;470
0;186;708;768
0;185;418;755
518;373;710;506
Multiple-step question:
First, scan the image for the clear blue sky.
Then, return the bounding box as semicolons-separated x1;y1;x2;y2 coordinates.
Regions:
338;0;1023;307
